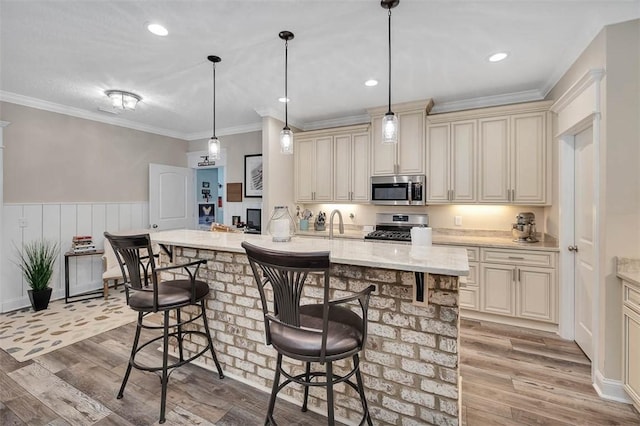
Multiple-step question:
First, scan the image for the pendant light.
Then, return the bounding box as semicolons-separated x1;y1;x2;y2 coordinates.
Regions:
381;0;399;145
279;31;294;155
208;55;221;160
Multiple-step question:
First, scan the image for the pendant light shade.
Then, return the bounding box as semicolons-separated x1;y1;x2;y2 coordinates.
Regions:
381;0;399;145
279;31;294;155
208;55;221;160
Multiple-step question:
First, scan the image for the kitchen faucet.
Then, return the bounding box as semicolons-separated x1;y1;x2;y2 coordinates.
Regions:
329;209;344;239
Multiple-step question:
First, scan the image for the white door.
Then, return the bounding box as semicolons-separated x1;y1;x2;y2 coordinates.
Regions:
149;163;194;231
574;127;595;360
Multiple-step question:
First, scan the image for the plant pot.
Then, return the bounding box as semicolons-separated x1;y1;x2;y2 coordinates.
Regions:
28;288;52;311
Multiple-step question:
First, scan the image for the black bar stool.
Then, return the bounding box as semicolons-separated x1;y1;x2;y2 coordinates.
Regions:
105;232;224;424
242;241;374;425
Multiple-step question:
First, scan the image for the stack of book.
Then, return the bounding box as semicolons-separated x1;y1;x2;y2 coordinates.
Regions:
72;235;96;253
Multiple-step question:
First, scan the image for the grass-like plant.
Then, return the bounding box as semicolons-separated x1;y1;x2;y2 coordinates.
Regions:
15;240;59;291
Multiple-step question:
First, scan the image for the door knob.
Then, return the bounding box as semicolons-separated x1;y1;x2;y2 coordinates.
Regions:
568;245;578;252
152;224;159;229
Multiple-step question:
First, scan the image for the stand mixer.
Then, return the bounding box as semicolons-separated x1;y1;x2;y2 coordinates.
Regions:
512;212;538;243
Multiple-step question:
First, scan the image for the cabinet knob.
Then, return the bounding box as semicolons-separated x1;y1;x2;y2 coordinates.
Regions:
568;245;579;252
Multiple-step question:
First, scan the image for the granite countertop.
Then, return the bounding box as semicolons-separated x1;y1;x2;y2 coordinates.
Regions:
617;257;640;287
296;228;560;251
152;229;469;277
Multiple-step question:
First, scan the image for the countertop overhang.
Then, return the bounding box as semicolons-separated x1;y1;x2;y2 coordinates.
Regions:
152;229;469;276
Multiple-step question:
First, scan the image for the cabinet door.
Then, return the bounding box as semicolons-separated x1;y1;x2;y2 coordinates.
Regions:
511;112;546;204
314;136;333;201
451;120;476;202
426;123;450;203
397;109;425;174
295;138;315;202
624;306;640;407
333;134;352;202
517;266;556;322
481;263;515;316
351;132;370;202
459;262;480;311
479;117;510;202
371;115;396;175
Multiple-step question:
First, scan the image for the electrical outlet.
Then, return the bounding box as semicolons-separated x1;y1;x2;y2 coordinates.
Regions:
18;218;28;228
454;216;462;226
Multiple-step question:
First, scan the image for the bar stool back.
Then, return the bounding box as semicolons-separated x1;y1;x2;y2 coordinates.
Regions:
105;232;224;424
242;241;374;425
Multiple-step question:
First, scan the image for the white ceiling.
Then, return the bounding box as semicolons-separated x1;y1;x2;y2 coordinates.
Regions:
1;0;638;140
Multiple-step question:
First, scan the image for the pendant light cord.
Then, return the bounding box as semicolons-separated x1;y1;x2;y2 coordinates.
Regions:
284;39;289;128
212;62;216;138
387;8;392;115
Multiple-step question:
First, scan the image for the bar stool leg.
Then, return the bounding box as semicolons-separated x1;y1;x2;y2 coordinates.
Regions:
159;310;170;424
201;300;224;379
176;308;184;362
302;361;311;412
326;361;335;425
354;354;373;425
265;353;283;425
118;312;143;399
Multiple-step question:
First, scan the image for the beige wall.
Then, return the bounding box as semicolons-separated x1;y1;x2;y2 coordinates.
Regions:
545;19;640;383
188;130;262;184
1;102;188;203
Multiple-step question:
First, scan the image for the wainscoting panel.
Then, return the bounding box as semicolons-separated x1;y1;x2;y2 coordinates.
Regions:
1;202;149;313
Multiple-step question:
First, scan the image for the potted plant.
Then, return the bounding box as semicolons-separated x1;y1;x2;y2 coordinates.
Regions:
15;239;59;311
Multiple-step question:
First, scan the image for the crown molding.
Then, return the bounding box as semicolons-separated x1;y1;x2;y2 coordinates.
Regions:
430;90;545;114
184;122;263;141
0;91;187;140
550;68;605;113
302;114;371;131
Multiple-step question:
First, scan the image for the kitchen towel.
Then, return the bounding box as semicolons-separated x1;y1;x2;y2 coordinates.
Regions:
411;227;432;246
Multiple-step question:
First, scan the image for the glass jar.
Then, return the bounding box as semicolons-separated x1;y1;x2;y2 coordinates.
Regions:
267;206;295;242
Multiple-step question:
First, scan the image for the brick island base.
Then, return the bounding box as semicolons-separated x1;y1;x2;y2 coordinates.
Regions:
161;246;460;426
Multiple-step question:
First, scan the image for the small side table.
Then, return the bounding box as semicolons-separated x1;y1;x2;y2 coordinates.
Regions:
64;249;105;303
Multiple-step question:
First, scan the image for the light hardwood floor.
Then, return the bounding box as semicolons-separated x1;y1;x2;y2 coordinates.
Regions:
1;319;639;425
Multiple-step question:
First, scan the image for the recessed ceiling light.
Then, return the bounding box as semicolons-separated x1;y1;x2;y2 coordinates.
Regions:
488;52;508;62
147;23;168;36
365;79;378;87
278;97;290;103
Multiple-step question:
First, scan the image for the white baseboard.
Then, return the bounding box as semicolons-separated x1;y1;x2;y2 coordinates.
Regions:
593;369;632;404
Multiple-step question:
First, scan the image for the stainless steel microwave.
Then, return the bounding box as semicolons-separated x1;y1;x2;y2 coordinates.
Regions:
371;175;426;206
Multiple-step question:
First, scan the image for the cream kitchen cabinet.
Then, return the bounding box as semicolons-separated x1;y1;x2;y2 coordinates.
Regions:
426;120;476;203
622;277;640;411
334;129;370;202
480;248;557;323
457;247;480;311
295;135;333;202
369;100;433;176
478;111;549;204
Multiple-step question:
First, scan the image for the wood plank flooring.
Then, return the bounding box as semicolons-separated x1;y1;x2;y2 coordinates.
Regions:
1;318;639;425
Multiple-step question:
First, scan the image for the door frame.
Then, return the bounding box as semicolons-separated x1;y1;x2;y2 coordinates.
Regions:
552;69;626;400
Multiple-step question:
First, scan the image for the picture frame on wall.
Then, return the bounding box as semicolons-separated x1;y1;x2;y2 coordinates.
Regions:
244;154;263;198
202;181;210;188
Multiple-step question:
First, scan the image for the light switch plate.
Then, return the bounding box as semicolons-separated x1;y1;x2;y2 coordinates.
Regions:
454;216;462;226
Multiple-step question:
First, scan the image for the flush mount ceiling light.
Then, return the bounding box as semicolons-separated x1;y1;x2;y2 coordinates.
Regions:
147;23;168;36
105;90;142;111
381;0;400;145
365;79;379;87
208;55;222;161
279;30;294;155
488;52;508;62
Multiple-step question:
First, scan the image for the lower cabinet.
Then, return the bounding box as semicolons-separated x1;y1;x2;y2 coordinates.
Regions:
623;280;640;411
439;244;558;327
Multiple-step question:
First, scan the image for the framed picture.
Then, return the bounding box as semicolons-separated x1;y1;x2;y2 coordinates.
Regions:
201;189;211;195
202;181;210;188
244;154;263;198
198;204;215;225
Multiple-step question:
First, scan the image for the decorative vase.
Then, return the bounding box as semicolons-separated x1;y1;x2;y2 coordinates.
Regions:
28;288;53;311
267;206;295;242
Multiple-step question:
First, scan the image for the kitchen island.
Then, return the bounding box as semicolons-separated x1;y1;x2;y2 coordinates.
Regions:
152;229;469;425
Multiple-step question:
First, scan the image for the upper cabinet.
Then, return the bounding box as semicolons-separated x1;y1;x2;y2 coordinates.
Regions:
369;100;434;176
295;124;370;204
427;101;552;205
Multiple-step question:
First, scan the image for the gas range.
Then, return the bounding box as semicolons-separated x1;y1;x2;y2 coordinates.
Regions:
364;213;429;242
